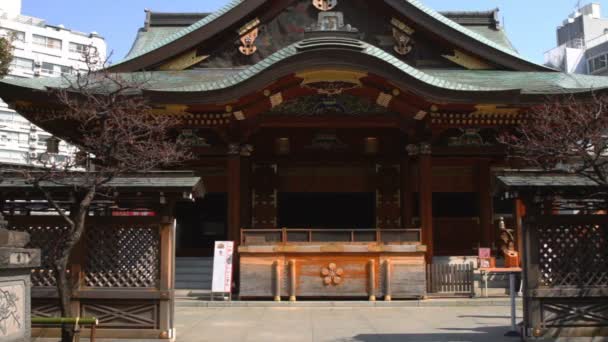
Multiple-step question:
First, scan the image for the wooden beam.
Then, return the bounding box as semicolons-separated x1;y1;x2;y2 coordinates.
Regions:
227;147;242;291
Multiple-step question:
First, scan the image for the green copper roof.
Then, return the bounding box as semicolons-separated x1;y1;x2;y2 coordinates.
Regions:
111;0;545;70
124;27;183;60
152;38;509;93
465;26;518;54
5;38;608;96
115;0;245;65
422;70;608;94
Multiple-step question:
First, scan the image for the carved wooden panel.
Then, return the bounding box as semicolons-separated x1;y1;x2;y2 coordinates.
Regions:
8;223;70;287
538;223;607;287
84;225;160;288
376;164;401;228
81;301;159;329
252;164;278;228
31;301;61;319
541;301;608;327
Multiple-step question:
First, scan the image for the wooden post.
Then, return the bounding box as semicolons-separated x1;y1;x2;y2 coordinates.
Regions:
227;146;242;243
401;156;413;227
159;213;174;338
273;260;281;302
240;150;252;229
368;259;376;301
514;199;526;257
478;160;494;248
289;259;296;302
384;259;392;301
418;144;434;262
227;145;242;292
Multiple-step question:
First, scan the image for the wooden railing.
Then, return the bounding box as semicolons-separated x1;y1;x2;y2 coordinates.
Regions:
241;228;422;245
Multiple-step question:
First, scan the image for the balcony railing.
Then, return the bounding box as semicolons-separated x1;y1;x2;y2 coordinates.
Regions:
241;228;422;245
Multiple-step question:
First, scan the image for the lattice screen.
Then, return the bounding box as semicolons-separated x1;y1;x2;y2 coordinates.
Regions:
538;222;608;287
84;225;160;288
9;222;70;287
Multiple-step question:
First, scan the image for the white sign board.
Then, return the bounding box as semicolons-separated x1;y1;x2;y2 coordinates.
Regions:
211;241;234;293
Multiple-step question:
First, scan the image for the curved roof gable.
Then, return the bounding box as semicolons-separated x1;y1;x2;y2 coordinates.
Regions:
109;0;551;72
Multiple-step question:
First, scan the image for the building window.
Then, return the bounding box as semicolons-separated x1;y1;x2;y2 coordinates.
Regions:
41;62;56;75
32;34;62;50
10;57;34;71
60;65;72;75
588;54;608;74
69;42;85;54
0;29;25;42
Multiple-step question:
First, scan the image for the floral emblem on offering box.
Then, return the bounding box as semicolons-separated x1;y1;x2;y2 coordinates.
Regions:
321;263;344;286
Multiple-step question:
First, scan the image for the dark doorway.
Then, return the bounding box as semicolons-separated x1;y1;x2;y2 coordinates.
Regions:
432;192;481;256
175;193;227;257
278;192;375;228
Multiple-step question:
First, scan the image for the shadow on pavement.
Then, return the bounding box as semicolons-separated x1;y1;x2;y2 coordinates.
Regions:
350;325;518;342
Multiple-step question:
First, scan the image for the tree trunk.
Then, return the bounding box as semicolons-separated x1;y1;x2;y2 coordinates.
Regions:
55;188;96;342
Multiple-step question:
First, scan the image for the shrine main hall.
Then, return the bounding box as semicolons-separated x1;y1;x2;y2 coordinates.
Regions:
3;0;608;305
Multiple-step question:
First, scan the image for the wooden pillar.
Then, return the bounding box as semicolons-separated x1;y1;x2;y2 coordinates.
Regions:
478;160;494;248
418;143;433;262
159;206;175;339
240;147;252;228
227;145;242;243
401;155;413;227
514;198;526;256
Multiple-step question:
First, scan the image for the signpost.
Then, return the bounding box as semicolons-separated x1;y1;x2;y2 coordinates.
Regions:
211;241;234;301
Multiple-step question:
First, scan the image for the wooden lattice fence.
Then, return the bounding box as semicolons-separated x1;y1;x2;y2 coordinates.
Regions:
523;215;608;339
8;216;174;340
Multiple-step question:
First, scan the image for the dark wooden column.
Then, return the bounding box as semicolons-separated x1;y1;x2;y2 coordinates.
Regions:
514;198;526;256
227;144;242;243
240;146;252;229
400;155;413;227
418;143;433;262
478;160;494;248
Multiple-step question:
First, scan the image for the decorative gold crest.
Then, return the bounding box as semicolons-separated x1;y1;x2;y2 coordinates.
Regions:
321;263;344;286
393;28;413;56
238;18;260;56
239;28;259;56
313;0;337;11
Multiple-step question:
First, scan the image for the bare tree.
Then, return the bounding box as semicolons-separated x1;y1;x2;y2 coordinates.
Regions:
500;94;608;186
13;50;191;341
0;36;13;78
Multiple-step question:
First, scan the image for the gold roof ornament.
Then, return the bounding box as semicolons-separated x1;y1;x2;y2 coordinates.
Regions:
313;0;338;11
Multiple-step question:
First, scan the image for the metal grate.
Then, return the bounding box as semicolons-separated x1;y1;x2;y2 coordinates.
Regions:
9;223;70;287
538;223;608;287
84;225;160;288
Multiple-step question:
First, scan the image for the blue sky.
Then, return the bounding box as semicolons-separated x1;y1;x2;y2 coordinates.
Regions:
21;0;602;64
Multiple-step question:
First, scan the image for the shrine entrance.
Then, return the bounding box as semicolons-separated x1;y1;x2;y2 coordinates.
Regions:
278;192;376;228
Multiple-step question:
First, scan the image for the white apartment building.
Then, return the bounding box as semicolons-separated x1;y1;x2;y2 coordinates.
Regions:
0;0;107;166
544;3;608;75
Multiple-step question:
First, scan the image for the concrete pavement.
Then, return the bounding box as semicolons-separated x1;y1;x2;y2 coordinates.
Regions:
175;305;523;342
